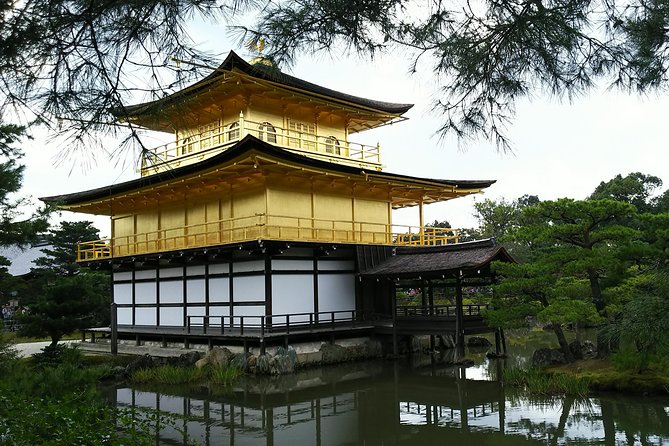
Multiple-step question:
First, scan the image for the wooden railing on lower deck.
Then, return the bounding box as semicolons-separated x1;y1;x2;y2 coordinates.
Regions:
76;214;460;261
186;310;362;336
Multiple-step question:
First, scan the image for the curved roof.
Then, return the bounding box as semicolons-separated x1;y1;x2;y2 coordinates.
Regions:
40;135;495;211
117;51;413;119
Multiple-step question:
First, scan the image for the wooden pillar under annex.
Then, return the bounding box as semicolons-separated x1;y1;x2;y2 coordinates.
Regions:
418;199;424;245
455;272;465;357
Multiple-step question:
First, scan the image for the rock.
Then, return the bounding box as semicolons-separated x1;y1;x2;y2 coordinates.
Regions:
208;347;234;367
581;340;597;360
467;336;492;348
569;341;583;360
194;357;209;369
125;354;155;375
532;348;566;368
256;354;272;374
438;334;455;349
364;339;383;358
247;355;257;369
320;343;348;364
169;351;202;367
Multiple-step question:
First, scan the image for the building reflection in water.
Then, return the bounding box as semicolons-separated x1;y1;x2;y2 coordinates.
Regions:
108;359;669;445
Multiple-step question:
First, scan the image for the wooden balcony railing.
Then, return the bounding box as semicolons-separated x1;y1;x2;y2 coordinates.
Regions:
141;114;382;176
76;214;459;261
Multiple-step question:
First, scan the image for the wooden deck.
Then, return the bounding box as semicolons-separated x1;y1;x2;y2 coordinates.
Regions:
89;304;500;355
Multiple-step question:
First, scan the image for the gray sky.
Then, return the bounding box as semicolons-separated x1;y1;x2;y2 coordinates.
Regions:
18;33;669;238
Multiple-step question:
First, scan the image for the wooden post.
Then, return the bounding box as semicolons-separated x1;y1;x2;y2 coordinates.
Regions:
110;302;118;355
391;283;398;356
455;274;465;358
495;329;502;355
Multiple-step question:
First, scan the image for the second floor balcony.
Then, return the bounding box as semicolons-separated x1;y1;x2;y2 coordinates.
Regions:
76;214;460;262
140;114;382;176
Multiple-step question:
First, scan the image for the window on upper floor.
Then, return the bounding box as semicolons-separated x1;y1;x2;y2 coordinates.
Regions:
325;136;341;155
227;122;240;141
287;119;316;151
199;121;221;149
258;122;277;143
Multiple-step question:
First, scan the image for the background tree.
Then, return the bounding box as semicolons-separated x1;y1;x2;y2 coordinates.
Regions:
0;124;49;248
20;221;110;344
590;172;664;214
490;198;638;360
20;274;110;346
35;221;100;276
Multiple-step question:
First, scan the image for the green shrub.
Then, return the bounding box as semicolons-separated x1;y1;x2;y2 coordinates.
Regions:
31;343;83;368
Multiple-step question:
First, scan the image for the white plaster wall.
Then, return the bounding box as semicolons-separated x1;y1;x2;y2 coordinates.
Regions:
114;271;132;281
135;307;157;325
160;267;183;278
317;260;354;271
272;275;313;321
186;279;206;303
208;263;228;274
135;270;156;280
233;276;265;302
187;265;205;276
159;307;183;326
233;260;264;273
135;282;157;304
159;281;183;304
114;283;132;304
233;306;265;317
272;259;313;271
318;274;355;319
208;306;230;318
117;307;132;325
209;277;229;302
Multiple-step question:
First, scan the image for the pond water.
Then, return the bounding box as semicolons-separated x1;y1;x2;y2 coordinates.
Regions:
108;332;669;445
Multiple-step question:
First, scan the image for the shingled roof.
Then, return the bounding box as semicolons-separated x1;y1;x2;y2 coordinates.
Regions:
40;135;496;208
360;239;515;279
118;51;413;119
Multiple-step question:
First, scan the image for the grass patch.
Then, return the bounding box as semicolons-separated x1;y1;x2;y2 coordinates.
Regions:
504;367;591;397
130;364;242;386
549;358;669;395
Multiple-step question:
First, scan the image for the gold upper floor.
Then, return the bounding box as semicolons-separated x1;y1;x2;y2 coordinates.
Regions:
141;111;383;176
122;51;412;176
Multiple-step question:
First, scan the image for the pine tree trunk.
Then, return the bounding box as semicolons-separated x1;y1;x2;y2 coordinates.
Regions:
553;324;575;363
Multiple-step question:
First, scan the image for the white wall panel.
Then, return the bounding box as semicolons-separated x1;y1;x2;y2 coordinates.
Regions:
186;306;206;316
135;307;157;325
233;260;264;273
159;281;183;304
159;307;183;326
186;265;205;276
114;271;132;281
318;274;355;317
233;276;265;302
135;282;157;304
186;279;206;303
117;307;132;325
233;305;265;317
209;277;229;302
135;270;156;280
114;284;132;304
272;259;313;271
160;267;183;278
208;263;229;274
208;306;230;318
317;260;354;271
272;275;313;320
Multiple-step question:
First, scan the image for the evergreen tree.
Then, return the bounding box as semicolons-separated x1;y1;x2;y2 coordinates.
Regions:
490;198;638;360
2;1;669;149
20;221;111;344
